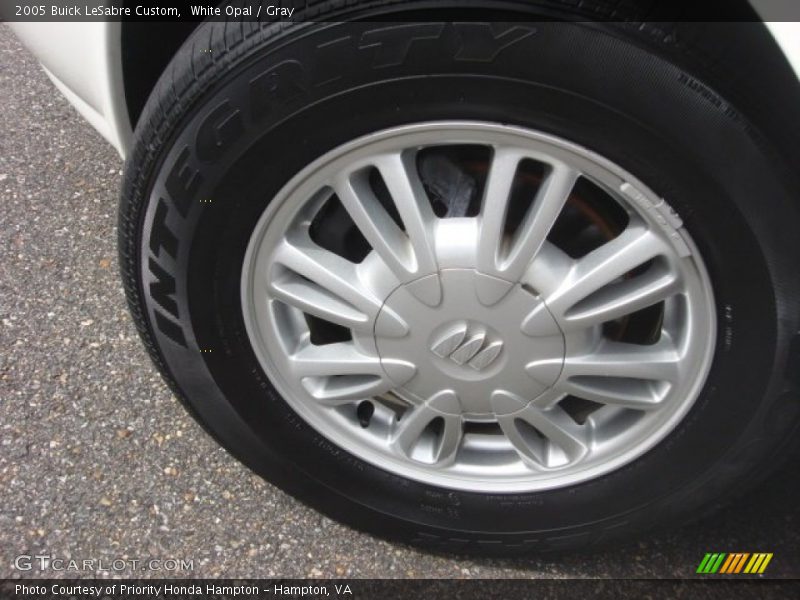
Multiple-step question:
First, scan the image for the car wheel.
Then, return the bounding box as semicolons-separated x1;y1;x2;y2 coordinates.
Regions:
119;2;800;553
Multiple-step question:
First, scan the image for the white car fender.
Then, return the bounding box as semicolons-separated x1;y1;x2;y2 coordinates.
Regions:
8;21;132;158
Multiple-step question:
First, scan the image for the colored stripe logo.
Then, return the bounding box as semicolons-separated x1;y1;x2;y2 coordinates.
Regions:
696;552;773;574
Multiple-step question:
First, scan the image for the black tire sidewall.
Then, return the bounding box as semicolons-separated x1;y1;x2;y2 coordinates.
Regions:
128;20;799;546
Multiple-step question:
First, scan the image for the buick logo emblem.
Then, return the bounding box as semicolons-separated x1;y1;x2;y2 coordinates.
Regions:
430;323;504;371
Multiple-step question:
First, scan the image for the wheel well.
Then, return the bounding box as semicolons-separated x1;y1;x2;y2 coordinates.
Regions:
121;20;199;127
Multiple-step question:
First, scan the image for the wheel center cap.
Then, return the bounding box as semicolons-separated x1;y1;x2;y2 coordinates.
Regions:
374;269;565;420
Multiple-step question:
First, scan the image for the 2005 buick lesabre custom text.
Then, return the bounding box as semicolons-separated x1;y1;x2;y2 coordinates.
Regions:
9;1;800;554
24;5;181;17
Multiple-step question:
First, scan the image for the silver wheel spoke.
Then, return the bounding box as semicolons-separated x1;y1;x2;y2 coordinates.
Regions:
290;342;415;404
334;152;440;303
502;163;578;279
373;153;439;275
561;265;681;330
476;152;577;304
523;225;669;334
561;338;681;383
334;172;412;279
391;391;463;465
560;378;664;411
547;226;666;312
270;236;408;336
477;147;524;274
477;153;577;298
493;392;589;468
289;342;384;378
526;336;681;412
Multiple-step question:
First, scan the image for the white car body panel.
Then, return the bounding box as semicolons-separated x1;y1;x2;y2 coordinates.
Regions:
9;12;800;161
8;22;132;157
766;22;800;78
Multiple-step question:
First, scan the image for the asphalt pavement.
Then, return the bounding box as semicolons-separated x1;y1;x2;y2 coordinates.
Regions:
0;23;798;580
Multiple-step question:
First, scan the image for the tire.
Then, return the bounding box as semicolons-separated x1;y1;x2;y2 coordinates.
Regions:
119;2;800;553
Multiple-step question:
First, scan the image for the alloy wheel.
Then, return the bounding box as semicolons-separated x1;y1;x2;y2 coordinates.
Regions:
241;122;716;492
